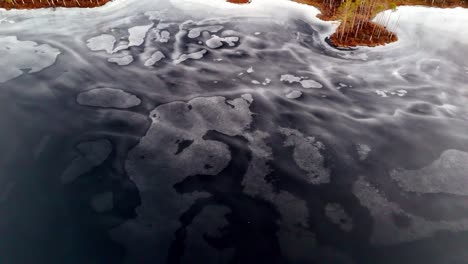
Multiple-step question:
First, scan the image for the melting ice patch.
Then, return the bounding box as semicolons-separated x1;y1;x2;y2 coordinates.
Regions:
0;36;60;83
353;176;468;245
77;88;141;109
390;149;468;196
280;127;330;184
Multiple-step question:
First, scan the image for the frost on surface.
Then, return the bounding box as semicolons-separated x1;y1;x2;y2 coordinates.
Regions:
86;34;116;54
280;128;330;184
144;51;166;67
353;176;468;245
77;88;141;109
108;55;134;65
61;139;112;184
0;36;60;83
390;149;468;195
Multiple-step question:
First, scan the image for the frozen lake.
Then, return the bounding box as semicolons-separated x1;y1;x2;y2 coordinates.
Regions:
1;0;468;263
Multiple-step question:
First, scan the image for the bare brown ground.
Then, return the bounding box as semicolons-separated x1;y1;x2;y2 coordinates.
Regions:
0;0;111;9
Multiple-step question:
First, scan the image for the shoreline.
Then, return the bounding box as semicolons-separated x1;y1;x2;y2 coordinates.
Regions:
2;0;466;48
0;0;111;10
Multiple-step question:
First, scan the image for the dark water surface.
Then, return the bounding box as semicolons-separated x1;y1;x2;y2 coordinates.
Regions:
1;1;468;263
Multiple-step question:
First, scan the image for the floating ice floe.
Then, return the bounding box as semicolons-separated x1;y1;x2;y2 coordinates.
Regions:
280;74;322;89
0;36;60;83
144;51;166;66
300;79;322;89
280;74;302;83
173;49;207;65
86;34;116;54
285;90;302;99
375;89;407;97
108;55;134;66
205;35;239;49
187;25;224;39
390;149;468;196
77;88;141;109
128;23;154;47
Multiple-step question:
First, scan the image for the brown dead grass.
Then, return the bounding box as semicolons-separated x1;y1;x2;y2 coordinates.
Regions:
329;21;398;47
